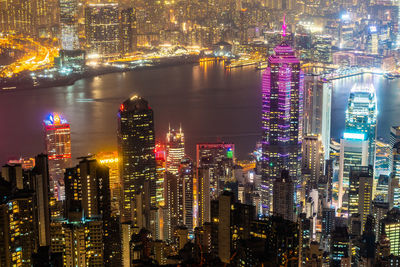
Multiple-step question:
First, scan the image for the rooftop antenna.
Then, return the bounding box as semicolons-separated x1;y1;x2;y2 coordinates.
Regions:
282;14;287;37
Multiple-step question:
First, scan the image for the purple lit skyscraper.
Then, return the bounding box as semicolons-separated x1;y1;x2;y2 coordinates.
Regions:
261;24;304;213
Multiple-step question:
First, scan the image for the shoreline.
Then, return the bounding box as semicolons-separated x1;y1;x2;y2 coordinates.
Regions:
0;55;201;91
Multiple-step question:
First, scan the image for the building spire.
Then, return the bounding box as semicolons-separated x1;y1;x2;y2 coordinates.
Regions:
282;14;287;37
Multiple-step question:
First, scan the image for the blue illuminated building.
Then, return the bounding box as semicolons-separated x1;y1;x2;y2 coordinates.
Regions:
345;83;377;166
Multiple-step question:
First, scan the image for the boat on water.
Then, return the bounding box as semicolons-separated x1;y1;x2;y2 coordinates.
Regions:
384;73;395;80
256;61;268;70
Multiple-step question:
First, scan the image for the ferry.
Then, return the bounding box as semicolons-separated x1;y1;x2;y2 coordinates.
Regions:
384;73;395;80
1;86;16;90
256;61;268;70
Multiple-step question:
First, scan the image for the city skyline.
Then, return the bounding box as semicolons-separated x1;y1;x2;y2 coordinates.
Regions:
4;0;400;266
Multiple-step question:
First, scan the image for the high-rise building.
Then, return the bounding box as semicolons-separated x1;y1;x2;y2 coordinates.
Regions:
31;154;51;247
179;157;194;231
64;167;82;218
372;201;389;241
118;95;156;223
261;29;304;212
331;226;350;267
381;208;400;256
120;7;137;54
63;157;119;266
155;141;166;206
348;166;373;232
312;35;333;63
389;142;400;209
1;163;23;190
389;126;400;171
2;0;37;36
197;167;211;227
302;135;325;187
273;170;295;222
85;3;120;56
375;175;389;202
6;192;37;267
96;151;120;215
196;143;235;167
211;191;254;264
43;113;71;200
390;126;400;149
322;207;335;237
77;158;111;220
7;157;35;170
375;140;391;179
63;220;104;267
166;127;185;176
303;76;332;159
345;83;377;166
250;216;299;266
194;143;235;203
60;0;80;50
338;133;368;209
165;172;179;239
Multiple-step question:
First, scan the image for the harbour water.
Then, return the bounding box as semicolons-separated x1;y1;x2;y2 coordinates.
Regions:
0;63;399;163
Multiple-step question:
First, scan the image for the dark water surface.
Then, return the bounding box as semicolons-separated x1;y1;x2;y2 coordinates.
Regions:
1;63;399;164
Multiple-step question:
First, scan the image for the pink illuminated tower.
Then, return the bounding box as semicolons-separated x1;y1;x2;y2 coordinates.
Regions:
261;17;304;213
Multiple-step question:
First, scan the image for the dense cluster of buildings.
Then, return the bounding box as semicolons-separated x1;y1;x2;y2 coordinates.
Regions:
1;28;400;266
2;0;400;70
4;0;400;267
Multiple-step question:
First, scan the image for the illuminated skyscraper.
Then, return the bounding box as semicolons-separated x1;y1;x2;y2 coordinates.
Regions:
261;21;304;212
375;140;391;178
96;151;120;215
118;95;156;223
345;83;377;166
85;3;120;56
120;7;137;54
43;113;71;200
302;135;324;187
303;76;332;159
179;157;194;231
64;157;120;266
197;167;211;227
196;143;235;200
348;166;373;233
338;133;368;210
36;0;57;38
389;142;400;209
165;172;179;238
155;142;166;206
381;208;400;256
63;220;104;267
60;0;79;50
0;191;36;267
2;0;36;36
166;127;185;176
78;158;111;220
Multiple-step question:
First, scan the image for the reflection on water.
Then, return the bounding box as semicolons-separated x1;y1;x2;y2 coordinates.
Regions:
0;66;399;164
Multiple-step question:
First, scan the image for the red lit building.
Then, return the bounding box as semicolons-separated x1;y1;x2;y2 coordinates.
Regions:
43;113;71;200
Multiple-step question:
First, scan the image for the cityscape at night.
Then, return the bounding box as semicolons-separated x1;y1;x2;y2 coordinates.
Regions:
4;0;400;266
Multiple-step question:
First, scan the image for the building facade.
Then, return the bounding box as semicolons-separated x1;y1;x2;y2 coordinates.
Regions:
118;95;156;224
261;40;304;212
